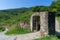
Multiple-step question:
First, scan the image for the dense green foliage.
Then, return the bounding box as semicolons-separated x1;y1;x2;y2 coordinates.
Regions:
32;6;49;12
0;27;5;32
0;24;5;32
0;8;33;29
53;0;60;22
0;6;49;30
51;0;60;15
0;5;56;26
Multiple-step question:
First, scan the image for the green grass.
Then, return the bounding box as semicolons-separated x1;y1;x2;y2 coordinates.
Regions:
5;28;32;35
34;36;60;40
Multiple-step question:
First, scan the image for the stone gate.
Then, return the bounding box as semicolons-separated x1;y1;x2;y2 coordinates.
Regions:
30;12;55;35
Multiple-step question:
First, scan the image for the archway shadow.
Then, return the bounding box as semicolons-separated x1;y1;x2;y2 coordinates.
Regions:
48;12;55;35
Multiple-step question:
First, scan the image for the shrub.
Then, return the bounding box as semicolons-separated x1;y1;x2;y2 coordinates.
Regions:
0;26;5;32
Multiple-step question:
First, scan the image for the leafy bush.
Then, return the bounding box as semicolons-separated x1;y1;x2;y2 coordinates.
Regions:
0;26;5;32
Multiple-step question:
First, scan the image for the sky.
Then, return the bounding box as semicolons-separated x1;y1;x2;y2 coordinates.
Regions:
0;0;54;10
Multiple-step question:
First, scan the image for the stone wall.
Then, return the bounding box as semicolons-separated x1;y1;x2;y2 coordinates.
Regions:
40;12;48;34
30;12;55;36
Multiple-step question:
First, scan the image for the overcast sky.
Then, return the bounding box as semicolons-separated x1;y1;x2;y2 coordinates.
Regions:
0;0;54;10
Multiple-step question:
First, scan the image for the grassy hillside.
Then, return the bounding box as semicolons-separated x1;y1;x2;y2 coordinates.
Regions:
0;7;34;31
0;7;60;28
0;6;60;34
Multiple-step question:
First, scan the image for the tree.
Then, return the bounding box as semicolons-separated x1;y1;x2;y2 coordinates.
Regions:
50;0;60;15
55;0;60;12
50;1;57;12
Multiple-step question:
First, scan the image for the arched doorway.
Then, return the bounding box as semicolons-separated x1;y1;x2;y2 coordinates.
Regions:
30;13;40;32
32;16;40;32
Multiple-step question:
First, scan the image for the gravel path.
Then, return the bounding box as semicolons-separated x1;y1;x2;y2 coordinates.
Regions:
16;32;40;40
0;29;40;40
